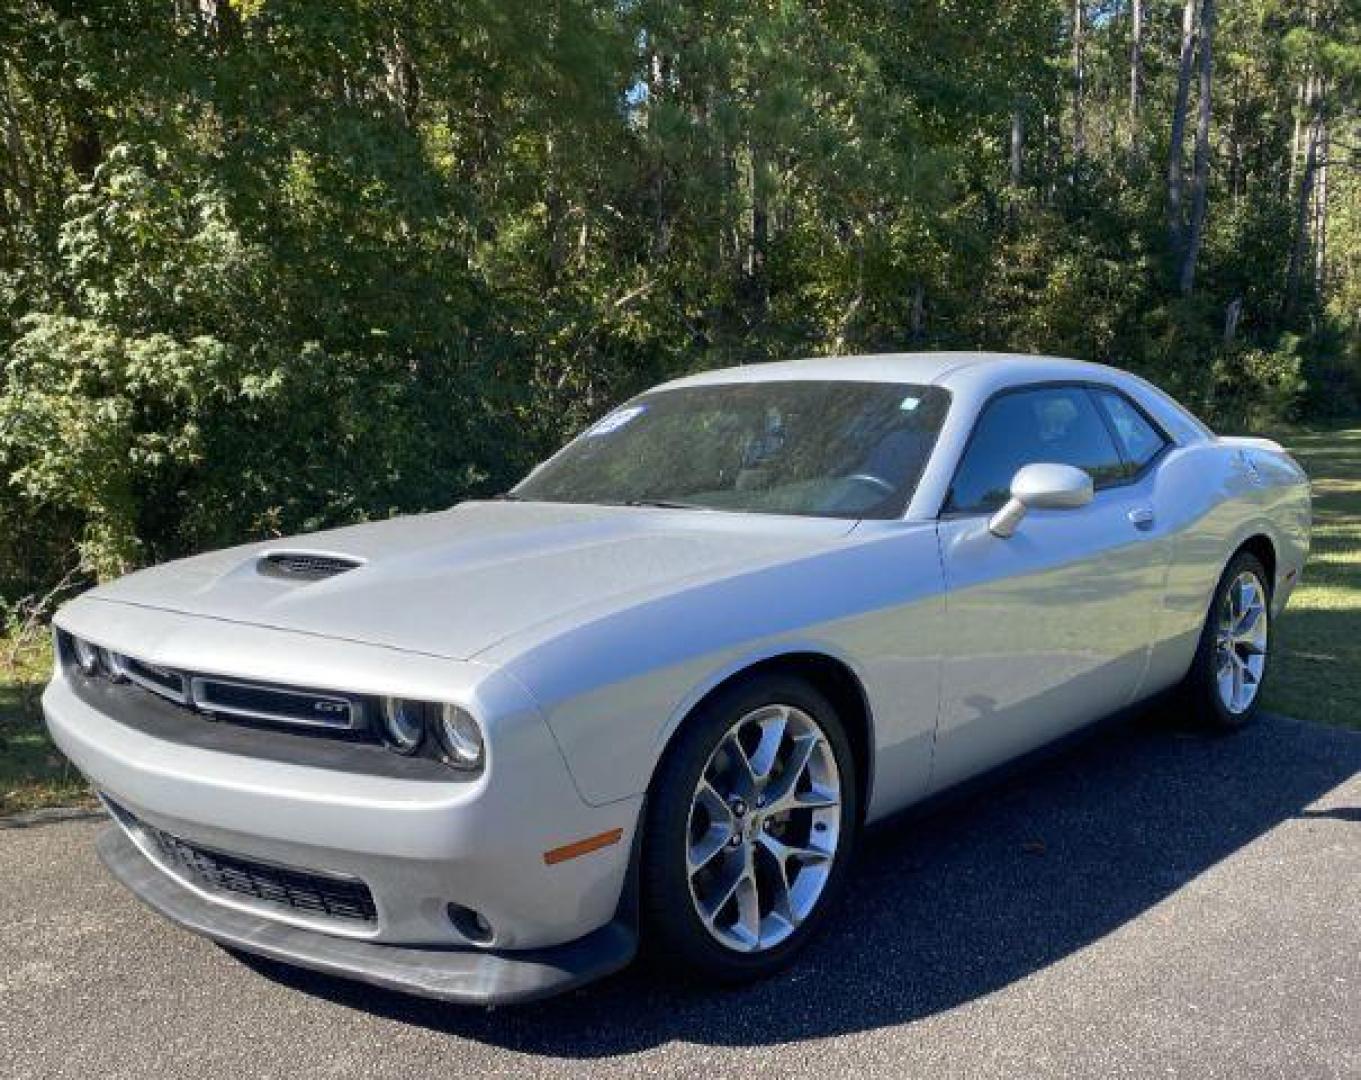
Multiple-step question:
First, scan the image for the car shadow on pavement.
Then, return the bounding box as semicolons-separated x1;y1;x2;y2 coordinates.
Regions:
234;710;1361;1056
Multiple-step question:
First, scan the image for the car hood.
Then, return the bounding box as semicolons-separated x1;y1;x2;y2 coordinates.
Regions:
87;501;856;661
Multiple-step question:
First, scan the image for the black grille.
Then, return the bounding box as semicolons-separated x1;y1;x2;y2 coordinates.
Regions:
118;806;377;924
192;676;362;731
114;654;188;703
259;552;362;581
59;628;371;738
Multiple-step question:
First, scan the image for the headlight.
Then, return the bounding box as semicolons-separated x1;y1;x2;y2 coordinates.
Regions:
71;636;103;676
380;697;425;753
434;704;484;771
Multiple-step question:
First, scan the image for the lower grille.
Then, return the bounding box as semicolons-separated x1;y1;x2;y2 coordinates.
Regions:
111;802;377;925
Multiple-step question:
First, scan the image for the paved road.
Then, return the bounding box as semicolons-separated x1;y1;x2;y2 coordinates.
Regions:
3;712;1359;1079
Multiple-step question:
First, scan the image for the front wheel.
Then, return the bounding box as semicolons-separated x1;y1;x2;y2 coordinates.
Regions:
640;673;858;983
1181;551;1272;730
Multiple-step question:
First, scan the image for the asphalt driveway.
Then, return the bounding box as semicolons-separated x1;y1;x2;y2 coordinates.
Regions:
3;711;1358;1079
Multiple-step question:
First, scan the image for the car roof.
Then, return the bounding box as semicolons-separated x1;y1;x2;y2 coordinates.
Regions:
656;351;1118;393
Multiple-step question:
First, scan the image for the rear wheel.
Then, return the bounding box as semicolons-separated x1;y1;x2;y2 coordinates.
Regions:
1181;551;1272;730
640;673;858;983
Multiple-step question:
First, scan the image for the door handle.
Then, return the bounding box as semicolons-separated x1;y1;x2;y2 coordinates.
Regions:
1128;507;1155;530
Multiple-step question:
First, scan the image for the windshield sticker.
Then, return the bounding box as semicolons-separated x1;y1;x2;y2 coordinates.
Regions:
900;395;921;411
585;405;645;437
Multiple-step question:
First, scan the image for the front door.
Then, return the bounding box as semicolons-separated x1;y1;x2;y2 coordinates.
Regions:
929;384;1172;792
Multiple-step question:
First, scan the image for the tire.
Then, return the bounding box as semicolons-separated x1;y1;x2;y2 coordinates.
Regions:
640;672;859;984
1180;551;1273;731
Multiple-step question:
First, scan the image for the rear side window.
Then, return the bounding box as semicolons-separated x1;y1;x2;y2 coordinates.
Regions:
1093;388;1169;473
947;386;1126;513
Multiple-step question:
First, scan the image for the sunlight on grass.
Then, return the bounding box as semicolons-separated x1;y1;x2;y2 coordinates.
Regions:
0;635;90;814
1265;426;1361;730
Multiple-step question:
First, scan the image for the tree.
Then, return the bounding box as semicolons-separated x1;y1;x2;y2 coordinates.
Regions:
1073;0;1087;162
0;0;1358;605
1168;0;1201;262
1181;0;1217;295
1130;0;1144;150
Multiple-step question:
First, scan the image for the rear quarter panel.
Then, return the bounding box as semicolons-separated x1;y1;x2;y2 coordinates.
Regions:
1142;440;1310;694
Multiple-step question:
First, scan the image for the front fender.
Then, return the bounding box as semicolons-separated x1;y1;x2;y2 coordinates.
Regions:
492;524;946;813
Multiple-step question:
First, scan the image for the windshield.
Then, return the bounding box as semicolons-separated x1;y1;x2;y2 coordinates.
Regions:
513;380;950;519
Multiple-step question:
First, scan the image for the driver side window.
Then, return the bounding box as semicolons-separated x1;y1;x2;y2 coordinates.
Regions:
947;386;1126;513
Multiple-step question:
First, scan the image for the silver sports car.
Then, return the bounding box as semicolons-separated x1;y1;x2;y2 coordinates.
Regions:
44;352;1311;1003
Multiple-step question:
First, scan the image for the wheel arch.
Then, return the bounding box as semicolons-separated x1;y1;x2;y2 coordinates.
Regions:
652;650;875;823
1234;532;1277;596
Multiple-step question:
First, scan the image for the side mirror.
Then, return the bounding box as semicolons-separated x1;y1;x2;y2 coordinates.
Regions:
988;463;1094;538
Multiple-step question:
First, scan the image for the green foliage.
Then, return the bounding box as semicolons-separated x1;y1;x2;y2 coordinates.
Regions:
1207;338;1308;433
2;313;236;577
0;0;1358;602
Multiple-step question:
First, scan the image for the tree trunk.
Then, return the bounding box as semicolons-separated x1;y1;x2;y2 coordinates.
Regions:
1224;298;1243;346
1010;102;1024;188
1227;72;1244;198
1167;0;1199;259
1285;93;1324;318
745;146;769;323
545;138;565;285
1129;0;1144;149
1041;111;1058;206
1289;77;1307;191
1072;0;1086;163
1290;1;1321;196
390;28;420;127
1314;116;1329;296
1179;0;1215;296
647;46;671;259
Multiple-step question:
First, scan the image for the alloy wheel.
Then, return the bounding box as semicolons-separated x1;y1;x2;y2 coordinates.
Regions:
1215;570;1269;714
685;704;842;953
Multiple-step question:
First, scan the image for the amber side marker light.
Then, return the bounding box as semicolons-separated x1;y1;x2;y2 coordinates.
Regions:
543;828;624;865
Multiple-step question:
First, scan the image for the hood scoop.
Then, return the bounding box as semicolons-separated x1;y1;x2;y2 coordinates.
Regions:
257;551;363;582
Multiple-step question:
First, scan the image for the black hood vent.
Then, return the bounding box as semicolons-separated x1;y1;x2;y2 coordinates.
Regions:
258;552;363;582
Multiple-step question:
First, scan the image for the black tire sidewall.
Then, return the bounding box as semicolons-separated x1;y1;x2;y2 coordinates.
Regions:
640;672;859;982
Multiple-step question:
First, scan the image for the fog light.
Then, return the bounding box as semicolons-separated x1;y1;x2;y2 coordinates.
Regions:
447;903;493;944
380;697;425;753
435;705;484;771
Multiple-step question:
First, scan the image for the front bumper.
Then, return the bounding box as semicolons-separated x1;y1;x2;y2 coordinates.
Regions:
97;823;637;1004
43;605;644;1003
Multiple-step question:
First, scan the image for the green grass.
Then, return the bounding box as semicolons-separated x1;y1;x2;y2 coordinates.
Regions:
1264;425;1361;730
1;425;1358;814
0;634;90;815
